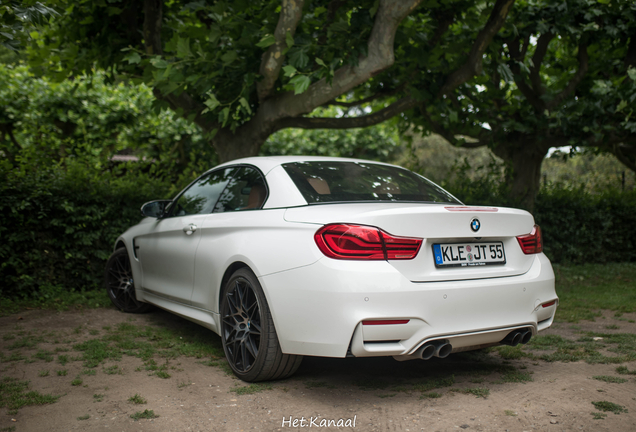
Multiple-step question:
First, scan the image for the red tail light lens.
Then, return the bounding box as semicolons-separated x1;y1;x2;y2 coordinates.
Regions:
314;224;422;260
517;225;543;254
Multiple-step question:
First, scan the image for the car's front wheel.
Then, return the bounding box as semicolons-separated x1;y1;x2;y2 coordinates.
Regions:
104;247;152;313
221;268;302;382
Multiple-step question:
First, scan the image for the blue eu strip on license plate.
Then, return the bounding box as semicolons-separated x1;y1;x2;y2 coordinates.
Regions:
433;242;506;267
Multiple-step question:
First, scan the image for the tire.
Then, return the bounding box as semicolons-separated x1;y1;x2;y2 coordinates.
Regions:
221;268;302;382
104;247;153;313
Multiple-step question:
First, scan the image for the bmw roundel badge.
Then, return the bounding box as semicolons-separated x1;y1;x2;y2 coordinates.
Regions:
470;218;481;232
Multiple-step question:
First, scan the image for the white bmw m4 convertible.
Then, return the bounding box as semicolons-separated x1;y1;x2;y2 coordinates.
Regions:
105;156;557;382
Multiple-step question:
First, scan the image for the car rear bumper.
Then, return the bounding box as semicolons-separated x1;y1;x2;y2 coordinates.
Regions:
259;253;556;358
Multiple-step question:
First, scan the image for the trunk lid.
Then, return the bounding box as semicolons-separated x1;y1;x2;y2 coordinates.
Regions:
284;203;537;282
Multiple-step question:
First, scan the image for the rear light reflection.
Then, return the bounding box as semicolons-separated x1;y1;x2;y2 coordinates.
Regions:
542;300;556;308
517;225;543;254
362;320;410;325
314;224;422;260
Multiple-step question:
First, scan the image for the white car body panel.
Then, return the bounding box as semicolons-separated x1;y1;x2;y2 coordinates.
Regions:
112;156;557;362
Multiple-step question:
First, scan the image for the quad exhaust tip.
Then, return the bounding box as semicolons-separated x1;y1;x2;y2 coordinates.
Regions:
417;340;452;360
501;328;533;347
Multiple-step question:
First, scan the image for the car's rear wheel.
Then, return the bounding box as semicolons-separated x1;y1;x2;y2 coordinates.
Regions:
221;268;302;382
104;248;152;313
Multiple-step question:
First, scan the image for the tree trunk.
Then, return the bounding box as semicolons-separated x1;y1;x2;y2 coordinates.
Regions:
212;124;268;163
491;138;549;212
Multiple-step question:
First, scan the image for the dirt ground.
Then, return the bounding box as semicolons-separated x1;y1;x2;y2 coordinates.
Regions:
1;307;635;432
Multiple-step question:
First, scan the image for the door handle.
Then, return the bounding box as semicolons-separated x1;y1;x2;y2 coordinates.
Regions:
183;224;197;235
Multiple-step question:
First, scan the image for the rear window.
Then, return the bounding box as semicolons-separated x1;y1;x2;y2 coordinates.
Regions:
282;161;461;204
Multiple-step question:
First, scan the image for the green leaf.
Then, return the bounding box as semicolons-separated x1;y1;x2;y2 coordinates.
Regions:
289;50;309;69
315;58;326;67
497;64;514;83
219;107;230;127
202;93;220;113
256;34;276;49
239;97;252;114
369;0;380;18
285;31;294;49
150;58;168;69
282;65;297;77
628;67;636;81
176;37;192;58
616;100;628;113
123;52;141;65
290;75;311;95
221;51;238;65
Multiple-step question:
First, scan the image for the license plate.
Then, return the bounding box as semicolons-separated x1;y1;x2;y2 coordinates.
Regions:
433;242;506;267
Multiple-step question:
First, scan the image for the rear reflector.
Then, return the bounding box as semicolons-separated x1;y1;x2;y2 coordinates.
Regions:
362;320;410;325
315;224;422;260
542;300;556;308
517;225;543;254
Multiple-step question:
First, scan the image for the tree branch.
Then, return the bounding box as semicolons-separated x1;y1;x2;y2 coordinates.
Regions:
507;35;546;111
625;29;636;69
143;0;163;55
547;41;588;110
437;0;515;97
273;97;418;131
529;33;553;97
259;0;422;123
323;84;405;108
257;0;305;101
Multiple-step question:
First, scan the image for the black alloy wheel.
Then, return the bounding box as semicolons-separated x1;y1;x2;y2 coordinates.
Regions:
221;268;302;382
104;248;152;313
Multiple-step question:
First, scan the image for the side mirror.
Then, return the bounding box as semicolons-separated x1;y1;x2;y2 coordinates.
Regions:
140;200;172;218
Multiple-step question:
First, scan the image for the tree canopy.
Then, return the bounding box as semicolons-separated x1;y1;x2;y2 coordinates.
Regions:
12;0;636;210
26;0;514;162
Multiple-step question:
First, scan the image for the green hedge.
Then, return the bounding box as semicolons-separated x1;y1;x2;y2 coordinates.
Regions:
1;162;635;300
0;160;172;299
535;188;636;265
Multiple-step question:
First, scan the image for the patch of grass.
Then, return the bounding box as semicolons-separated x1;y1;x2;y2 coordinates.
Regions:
128;394;146;404
57;355;68;366
71;377;83;386
77;414;89;420
352;378;389;391
504;410;517;416
0;352;25;363
82;369;96;376
229;383;273;395
103;365;123;375
616;366;636;375
56;369;67;376
591;401;628;414
33;350;54;362
591;412;607;420
305;380;336;389
0;377;60;413
177;381;192;389
495;345;527;360
377;393;397;398
0;426;16;432
605;324;619;330
500;370;533;383
7;334;43;350
553;263;636;323
130;409;158;420
451;387;490;398
155;370;171;379
592;375;628;384
38;370;49;377
420;392;442;399
2;334;16;341
412;376;455;393
88;329;99;336
93;393;104;402
469;378;485;384
73;339;121;368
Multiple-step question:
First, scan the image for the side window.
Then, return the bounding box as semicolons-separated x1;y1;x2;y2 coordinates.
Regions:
213;167;267;213
169;168;237;216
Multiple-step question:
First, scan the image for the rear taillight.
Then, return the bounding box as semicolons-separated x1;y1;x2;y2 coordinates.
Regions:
314;224;422;260
517;225;543;254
